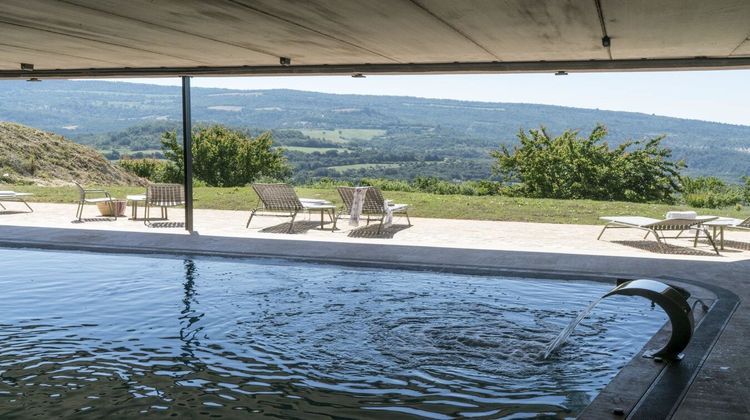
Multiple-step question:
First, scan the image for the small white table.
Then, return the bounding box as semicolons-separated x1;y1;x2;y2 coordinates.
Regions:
126;194;146;220
300;198;337;230
703;217;742;250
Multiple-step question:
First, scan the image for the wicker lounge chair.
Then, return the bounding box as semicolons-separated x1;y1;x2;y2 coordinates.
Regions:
598;215;719;255
336;186;410;234
0;191;34;213
247;183;336;233
144;183;185;225
74;181;117;221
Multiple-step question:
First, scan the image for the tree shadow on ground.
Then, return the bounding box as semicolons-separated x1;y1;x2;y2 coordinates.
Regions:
347;224;411;239
612;240;720;257
260;221;332;234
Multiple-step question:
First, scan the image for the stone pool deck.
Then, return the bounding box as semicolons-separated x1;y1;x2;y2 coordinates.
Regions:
0;202;748;418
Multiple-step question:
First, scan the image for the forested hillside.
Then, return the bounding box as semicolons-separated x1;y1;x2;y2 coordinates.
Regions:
1;80;749;182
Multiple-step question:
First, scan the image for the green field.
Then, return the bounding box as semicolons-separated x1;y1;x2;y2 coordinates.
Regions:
278;146;349;154
8;184;749;225
327;163;401;173
298;128;386;143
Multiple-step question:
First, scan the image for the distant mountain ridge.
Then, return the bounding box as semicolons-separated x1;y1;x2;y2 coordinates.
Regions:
0;80;748;181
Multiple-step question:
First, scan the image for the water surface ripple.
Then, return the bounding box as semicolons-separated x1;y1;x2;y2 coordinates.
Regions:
0;249;666;418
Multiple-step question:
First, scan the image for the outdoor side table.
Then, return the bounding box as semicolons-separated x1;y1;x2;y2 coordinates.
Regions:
126;194;146;220
703;218;739;250
300;198;337;231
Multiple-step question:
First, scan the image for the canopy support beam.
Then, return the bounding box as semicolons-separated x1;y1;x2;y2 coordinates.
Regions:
181;76;193;232
3;57;750;79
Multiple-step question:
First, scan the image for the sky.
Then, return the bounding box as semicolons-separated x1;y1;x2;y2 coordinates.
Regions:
108;69;750;126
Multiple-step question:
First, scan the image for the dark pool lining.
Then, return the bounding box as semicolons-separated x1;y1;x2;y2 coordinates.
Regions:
0;240;740;419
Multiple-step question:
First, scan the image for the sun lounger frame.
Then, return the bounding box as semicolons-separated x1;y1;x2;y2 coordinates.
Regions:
598;217;720;255
0;193;33;213
247;183;335;233
335;186;411;234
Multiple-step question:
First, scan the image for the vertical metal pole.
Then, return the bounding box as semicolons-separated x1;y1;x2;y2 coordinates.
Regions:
181;76;193;232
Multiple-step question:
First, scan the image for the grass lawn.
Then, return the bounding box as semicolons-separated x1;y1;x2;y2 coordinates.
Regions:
327;163;402;172
299;128;386;143
278;146;349;154
8;184;749;225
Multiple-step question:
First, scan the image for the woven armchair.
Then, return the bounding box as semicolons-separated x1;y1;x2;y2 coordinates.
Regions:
73;180;117;221
144;183;185;225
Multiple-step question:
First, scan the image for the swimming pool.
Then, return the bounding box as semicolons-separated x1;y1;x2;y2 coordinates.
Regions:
0;248;667;418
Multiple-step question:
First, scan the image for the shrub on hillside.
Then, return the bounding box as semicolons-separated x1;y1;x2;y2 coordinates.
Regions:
491;125;683;203
118;158;179;183
161;125;291;187
360;178;414;192
681;176;744;208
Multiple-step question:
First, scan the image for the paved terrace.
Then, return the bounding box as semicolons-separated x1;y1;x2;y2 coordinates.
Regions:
0;202;748;418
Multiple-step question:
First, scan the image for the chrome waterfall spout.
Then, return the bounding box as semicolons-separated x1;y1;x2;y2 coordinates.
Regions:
544;279;694;361
603;279;694;360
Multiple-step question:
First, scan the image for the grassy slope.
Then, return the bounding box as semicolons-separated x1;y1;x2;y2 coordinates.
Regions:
9;185;749;225
0;122;144;186
298;129;386;143
279;146;349;153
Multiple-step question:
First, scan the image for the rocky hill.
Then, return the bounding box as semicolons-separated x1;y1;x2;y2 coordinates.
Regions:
0;122;144;186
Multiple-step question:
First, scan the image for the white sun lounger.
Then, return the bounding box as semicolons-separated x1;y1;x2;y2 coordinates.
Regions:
0;191;34;212
598;215;720;255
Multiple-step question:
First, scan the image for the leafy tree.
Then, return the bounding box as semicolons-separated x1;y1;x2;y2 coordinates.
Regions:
490;125;683;202
161;125;291;187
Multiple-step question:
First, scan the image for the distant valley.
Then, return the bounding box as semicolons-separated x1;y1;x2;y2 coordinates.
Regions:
0;80;749;182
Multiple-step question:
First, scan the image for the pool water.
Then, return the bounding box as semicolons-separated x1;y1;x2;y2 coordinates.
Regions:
0;249;666;418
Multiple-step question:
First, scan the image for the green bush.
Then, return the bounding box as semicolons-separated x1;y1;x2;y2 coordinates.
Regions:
161;125;292;187
490;125;683;202
681;176;744;208
744;176;750;204
360;178;415;192
305;177;354;189
118;158;181;183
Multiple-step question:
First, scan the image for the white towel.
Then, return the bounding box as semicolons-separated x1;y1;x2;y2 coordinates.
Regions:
383;200;393;228
349;187;367;226
666;211;697;220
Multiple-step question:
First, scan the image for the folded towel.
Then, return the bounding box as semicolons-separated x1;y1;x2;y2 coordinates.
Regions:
349;187;367;226
666;211;697;219
383;201;393;229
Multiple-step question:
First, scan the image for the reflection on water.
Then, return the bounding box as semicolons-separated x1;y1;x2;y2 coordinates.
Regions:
0;249;666;418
